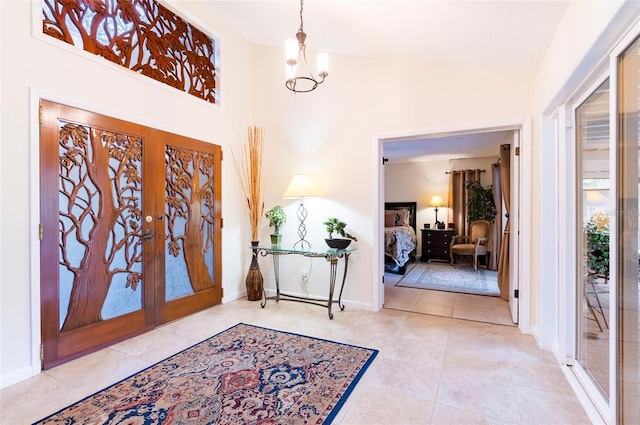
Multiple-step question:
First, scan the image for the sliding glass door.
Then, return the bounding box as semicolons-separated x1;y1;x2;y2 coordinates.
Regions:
569;30;640;424
575;77;611;403
615;33;639;425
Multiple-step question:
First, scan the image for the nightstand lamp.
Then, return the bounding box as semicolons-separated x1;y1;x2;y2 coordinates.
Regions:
428;195;445;228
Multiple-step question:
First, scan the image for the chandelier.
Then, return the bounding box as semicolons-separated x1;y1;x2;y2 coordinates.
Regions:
285;0;329;93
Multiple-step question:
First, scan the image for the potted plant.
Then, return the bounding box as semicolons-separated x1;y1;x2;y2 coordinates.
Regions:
585;212;609;276
233;125;266;301
465;181;497;222
265;205;287;245
323;217;357;249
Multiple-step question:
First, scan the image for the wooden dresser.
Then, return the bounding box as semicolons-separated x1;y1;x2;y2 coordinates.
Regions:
420;229;455;262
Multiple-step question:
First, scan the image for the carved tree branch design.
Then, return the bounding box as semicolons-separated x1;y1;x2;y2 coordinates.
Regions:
42;0;217;103
165;146;214;292
59;123;142;331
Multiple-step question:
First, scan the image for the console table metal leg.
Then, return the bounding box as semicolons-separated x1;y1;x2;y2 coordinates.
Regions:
337;254;350;311
273;254;281;301
327;258;338;319
260;253;281;308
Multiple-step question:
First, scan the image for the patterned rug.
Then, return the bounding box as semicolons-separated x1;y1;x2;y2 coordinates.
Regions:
34;323;378;424
396;262;500;296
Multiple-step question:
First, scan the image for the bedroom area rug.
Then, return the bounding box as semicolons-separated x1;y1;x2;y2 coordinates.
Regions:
34;323;378;425
396;262;500;296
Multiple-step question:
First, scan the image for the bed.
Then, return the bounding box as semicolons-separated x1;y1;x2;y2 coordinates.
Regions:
384;202;418;275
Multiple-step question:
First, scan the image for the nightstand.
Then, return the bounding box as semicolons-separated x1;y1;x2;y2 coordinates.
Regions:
420;229;455;262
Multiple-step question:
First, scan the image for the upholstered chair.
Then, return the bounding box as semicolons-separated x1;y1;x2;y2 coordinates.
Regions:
450;220;491;271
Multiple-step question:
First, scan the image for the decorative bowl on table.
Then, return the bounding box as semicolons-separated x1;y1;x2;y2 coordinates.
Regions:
325;238;352;249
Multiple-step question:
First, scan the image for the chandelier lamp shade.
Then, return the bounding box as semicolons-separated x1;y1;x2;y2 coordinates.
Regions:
285;0;329;93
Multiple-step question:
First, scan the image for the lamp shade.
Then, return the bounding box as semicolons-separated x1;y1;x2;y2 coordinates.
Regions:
428;195;445;208
316;52;329;75
283;174;319;198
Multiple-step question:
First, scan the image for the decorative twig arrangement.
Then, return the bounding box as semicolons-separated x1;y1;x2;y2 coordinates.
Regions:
234;126;265;241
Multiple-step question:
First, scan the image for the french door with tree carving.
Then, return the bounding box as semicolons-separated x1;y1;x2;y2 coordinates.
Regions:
39;100;222;369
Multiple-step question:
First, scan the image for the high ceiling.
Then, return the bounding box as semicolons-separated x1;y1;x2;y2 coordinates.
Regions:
201;0;570;160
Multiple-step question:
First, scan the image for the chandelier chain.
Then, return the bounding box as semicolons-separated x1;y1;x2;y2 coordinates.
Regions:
299;0;304;33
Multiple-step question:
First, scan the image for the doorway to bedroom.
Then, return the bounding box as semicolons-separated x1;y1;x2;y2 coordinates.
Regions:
380;127;519;327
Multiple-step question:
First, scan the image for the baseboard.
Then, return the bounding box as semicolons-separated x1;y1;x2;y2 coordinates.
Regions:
1;366;37;390
262;288;376;312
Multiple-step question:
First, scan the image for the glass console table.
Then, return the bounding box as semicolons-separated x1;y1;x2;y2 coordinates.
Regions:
251;245;356;319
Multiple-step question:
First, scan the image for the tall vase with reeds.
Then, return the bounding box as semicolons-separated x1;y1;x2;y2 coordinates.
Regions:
235;126;265;301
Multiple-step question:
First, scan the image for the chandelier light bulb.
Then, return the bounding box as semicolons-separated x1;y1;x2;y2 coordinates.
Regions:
316;52;329;77
285;38;298;64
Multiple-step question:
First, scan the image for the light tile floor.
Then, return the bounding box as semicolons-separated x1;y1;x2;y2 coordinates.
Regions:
1;299;591;424
384;271;515;327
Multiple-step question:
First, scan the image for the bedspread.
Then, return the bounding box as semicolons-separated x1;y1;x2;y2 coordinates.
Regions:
384;226;417;267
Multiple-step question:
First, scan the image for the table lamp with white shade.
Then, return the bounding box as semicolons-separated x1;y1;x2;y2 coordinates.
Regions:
283;174;319;250
429;195;446;228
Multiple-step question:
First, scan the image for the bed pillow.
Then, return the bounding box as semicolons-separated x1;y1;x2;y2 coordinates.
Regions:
384;210;397;227
395;209;411;226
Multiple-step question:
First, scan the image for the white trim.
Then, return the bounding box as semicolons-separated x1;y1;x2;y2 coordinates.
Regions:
0;0;3;388
517;118;531;332
606;41;619;425
28;89;42;381
558;101;578;364
562;365;607;425
373;134;385;311
373;118;530;333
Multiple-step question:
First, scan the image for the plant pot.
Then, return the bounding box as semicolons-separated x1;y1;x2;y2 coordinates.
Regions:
325;238;352;249
270;233;282;246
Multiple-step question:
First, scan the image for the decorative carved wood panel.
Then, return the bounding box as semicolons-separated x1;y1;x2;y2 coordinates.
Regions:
165;145;215;300
58;122;144;331
42;0;218;104
40;100;222;369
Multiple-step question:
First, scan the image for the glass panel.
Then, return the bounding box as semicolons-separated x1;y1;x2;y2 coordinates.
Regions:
165;145;215;301
576;78;610;400
617;34;640;424
58;122;143;330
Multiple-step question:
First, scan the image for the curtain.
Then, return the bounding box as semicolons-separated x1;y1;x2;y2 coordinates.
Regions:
448;169;482;237
497;144;511;300
490;162;502;271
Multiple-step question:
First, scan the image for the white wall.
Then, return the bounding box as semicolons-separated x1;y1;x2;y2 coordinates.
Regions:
0;0;254;387
251;44;533;308
531;0;638;351
384;156;498;254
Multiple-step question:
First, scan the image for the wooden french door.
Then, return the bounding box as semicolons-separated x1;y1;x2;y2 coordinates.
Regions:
39;100;222;369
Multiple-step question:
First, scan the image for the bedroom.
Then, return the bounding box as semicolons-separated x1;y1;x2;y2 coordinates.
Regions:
382;129;515;325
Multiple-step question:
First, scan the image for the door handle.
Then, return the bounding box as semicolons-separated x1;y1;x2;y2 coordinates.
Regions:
143;229;154;242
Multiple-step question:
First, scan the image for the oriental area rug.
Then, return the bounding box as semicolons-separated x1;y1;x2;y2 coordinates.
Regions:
397;262;500;296
34;323;378;425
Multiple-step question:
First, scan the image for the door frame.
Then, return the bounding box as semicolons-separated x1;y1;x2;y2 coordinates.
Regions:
28;90;223;375
373;118;531;332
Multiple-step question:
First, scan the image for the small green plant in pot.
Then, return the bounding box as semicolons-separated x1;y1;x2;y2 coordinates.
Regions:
265;205;287;245
323;217;357;249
